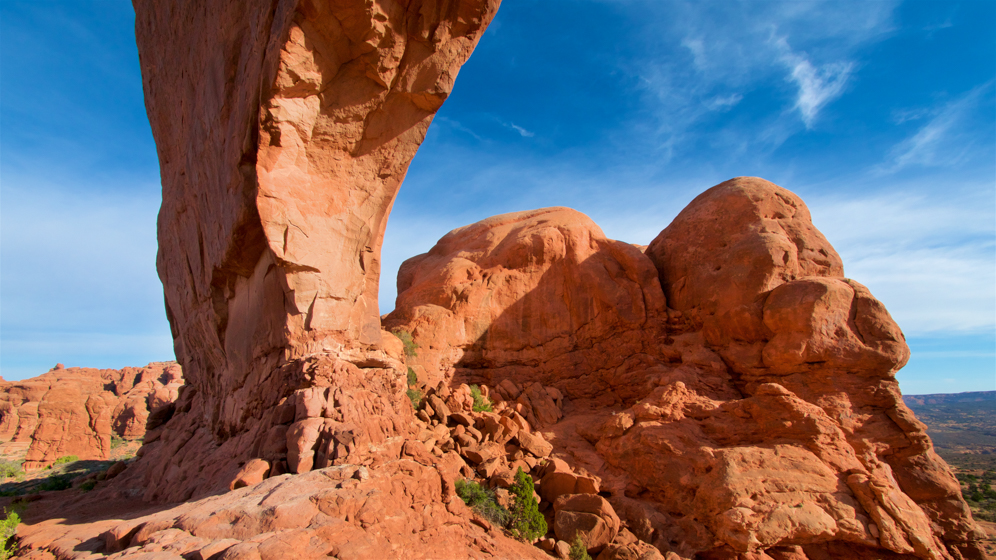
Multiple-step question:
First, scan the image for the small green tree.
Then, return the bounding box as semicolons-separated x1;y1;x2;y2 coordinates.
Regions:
508;467;546;542
569;533;592;560
0;508;20;560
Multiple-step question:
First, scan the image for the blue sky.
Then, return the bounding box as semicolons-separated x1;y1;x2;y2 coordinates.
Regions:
1;1;993;395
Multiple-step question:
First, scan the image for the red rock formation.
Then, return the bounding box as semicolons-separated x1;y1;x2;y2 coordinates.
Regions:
10;0;985;557
120;0;502;503
384;178;986;559
384;207;669;404
0;362;183;469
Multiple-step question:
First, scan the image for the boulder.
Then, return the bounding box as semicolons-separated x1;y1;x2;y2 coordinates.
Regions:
229;459;271;490
385;207;668;400
554;494;621;554
516;431;553;458
595;542;665;560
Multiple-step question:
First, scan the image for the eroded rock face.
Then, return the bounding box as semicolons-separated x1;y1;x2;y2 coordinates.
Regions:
15;0;977;557
386;178;985;559
124;0;501;501
384;207;669;403
0;362;183;470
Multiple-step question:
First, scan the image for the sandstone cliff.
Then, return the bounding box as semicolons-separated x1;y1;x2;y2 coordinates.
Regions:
0;362;182;470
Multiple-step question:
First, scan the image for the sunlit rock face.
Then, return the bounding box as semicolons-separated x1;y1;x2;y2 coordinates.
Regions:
98;1;985;557
129;0;501;501
386;178;986;559
384;206;670;403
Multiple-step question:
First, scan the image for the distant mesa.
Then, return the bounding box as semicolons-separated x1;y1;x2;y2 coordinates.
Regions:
904;391;996;407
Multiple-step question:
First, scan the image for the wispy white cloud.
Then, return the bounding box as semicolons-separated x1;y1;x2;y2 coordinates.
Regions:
490;117;535;138
891;107;931;124
774;37;854;127
510;124;535;138
880;82;993;173
622;0;896;158
704;93;743;112
435;116;483;141
681;37;706;69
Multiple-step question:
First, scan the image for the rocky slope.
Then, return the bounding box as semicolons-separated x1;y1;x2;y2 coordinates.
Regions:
0;362;182;470
8;1;989;559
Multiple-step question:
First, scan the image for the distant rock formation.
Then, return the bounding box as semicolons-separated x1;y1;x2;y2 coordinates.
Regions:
0;362;183;470
904;392;996;406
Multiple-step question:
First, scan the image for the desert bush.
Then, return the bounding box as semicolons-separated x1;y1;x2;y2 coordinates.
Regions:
508;467;546;542
79;480;96;493
407;367;418;386
0;461;21;481
0;508;19;560
455;479;510;526
37;474;72;492
407;388;424;409
392;330;418;359
469;385;493;413
569;533;592;560
52;455;79;467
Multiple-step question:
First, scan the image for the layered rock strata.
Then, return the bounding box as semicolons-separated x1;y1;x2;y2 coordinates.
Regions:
0;362;182;470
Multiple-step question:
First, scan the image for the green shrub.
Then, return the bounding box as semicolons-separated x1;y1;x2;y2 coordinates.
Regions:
508;467;546;542
392;330;418;358
52;455;79;466
407;367;418;386
110;435;127;449
37;474;72;492
569;533;592;560
0;508;19;560
469;385;493;413
0;461;21;480
455;478;510;527
407;388;424;410
79;480;96;493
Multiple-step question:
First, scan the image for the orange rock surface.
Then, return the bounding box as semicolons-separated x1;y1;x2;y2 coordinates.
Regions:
121;0;502;503
384;207;669;404
383;178;986;559
8;0;987;558
0;362;182;470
